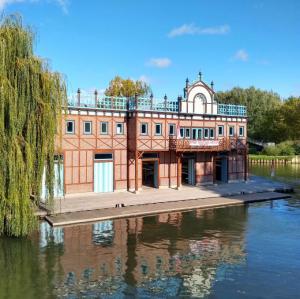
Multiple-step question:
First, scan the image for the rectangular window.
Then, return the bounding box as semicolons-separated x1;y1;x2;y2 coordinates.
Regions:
100;122;108;135
142;153;159;158
94;153;113;160
169;124;176;136
229;126;235;136
209;128;214;139
185;128;190;139
116;123;124;135
204;128;209;139
198;128;203;139
155;123;162;135
66;120;75;134
239;126;244;137
192;128;197;139
180;128;185;138
141;123;148;135
83;121;92;135
218;125;224;136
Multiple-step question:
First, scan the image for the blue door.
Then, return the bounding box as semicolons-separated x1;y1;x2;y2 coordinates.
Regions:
94;162;114;193
188;159;195;185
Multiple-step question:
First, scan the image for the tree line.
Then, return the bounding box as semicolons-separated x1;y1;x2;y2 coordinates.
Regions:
216;87;300;143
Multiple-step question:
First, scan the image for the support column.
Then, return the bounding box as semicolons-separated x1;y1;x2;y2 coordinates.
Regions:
168;151;171;188
177;153;181;190
135;150;139;193
244;151;248;181
212;153;216;184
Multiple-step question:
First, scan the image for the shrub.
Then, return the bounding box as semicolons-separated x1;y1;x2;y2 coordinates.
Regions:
277;142;295;156
262;145;280;156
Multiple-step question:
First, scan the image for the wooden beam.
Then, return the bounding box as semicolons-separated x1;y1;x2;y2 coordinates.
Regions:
244;151;248;181
177;153;181;189
135;150;139;192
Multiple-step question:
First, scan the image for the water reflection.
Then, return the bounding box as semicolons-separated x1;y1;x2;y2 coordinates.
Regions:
36;207;247;298
1;195;300;299
250;163;300;195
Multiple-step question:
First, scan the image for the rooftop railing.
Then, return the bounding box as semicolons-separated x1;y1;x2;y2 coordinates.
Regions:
217;104;247;117
67;92;246;116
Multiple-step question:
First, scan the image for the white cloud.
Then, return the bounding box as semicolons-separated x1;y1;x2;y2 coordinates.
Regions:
54;0;68;14
139;75;151;84
234;49;249;62
146;58;172;68
0;0;69;13
168;24;230;38
0;0;25;9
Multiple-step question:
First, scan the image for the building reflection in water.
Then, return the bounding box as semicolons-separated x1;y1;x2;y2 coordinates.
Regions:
39;206;247;298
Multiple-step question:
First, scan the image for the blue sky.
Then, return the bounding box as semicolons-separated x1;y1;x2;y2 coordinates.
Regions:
1;0;300;99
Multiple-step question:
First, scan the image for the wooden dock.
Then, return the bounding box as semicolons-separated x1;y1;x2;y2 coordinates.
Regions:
46;191;291;227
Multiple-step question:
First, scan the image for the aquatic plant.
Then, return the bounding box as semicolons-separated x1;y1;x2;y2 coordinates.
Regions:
0;15;66;236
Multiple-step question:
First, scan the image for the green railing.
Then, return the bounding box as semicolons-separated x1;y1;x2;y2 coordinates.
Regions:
218;104;247;117
68;93;246;116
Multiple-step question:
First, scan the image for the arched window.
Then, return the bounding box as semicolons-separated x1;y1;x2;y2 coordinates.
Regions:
194;93;207;114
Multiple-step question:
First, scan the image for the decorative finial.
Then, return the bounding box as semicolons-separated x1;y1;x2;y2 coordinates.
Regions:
211;81;214;90
150;93;153;99
94;89;98;95
198;71;202;81
186;77;189;83
164;94;167;100
77;88;81;94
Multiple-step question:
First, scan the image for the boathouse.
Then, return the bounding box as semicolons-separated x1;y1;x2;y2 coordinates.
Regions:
53;73;247;196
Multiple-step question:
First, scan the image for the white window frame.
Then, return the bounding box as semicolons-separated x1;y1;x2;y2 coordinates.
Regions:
66;120;75;134
198;128;203;139
239;126;244;137
155;123;162;136
192;128;198;140
204;128;209;139
141;123;148;135
100;122;108;135
116;123;124;135
180;128;185;139
209;128;215;139
185;128;191;139
218;125;224;136
169;123;176;136
229;126;235;137
83;121;92;135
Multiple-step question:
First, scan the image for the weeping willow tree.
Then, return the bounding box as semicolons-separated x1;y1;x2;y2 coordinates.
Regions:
0;15;66;237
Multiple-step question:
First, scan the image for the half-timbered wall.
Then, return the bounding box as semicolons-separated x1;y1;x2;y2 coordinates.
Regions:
60;110;128;193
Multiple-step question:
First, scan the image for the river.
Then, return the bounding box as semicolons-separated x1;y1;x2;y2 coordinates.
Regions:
0;164;299;298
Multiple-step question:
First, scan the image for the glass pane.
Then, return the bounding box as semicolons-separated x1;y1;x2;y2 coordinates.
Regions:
67;121;74;133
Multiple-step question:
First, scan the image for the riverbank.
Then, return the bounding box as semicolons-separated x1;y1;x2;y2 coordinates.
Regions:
249;154;300;164
42;176;293;226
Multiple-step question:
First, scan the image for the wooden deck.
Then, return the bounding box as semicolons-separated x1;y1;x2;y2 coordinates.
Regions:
46;191;291;227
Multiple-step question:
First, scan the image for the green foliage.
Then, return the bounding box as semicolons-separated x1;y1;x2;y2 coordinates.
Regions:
217;86;282;142
105;75;151;97
0;15;66;236
262;145;281;156
261;141;296;156
217;87;300;144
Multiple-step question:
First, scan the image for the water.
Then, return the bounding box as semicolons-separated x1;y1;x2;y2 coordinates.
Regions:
0;165;300;299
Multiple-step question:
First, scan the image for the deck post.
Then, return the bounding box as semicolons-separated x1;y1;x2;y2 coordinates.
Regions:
135;151;139;193
244;150;248;181
177;153;181;190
